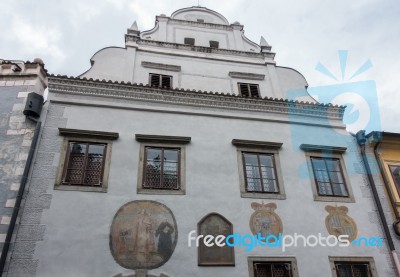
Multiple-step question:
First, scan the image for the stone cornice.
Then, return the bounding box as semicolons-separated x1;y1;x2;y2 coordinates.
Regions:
300;144;347;153
229;72;265;80
48;75;345;120
231;139;282;149
166;18;238;31
59;128;119;140
128;38;275;59
135;134;191;144
141;61;181;72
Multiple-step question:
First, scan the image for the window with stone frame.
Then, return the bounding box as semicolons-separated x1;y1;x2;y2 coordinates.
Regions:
136;134;190;195
238;83;260;98
329;257;378;277
184;37;195;45
334;262;373;277
248;257;299;277
149;73;172;89
310;157;349;197
232;139;286;200
242;152;279;193
143;146;180;190
301;144;355;203
253;262;293;277
55;128;118;192
209;40;219;48
389;164;400;197
62;142;107;186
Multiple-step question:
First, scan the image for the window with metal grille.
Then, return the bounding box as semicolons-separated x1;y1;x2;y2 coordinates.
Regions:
149;73;172;89
143;147;180;190
311;157;349;197
238;83;260;97
209;40;219;48
62;142;106;186
184;37;195;45
243;152;279;193
253;262;293;277
335;262;372;277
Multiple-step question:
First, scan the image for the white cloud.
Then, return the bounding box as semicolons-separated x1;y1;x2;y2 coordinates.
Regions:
0;0;398;132
2;15;65;62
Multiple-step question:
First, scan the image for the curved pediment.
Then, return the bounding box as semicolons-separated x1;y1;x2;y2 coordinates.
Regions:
171;6;229;25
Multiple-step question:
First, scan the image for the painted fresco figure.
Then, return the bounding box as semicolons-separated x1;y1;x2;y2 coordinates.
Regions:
155;221;174;259
131;209;156;257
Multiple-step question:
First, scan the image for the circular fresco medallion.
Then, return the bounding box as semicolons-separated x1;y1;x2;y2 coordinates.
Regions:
249;202;283;239
110;200;178;269
325;205;357;241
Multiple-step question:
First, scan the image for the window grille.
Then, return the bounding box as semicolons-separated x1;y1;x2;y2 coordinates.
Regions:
143;147;180;190
63;142;106;186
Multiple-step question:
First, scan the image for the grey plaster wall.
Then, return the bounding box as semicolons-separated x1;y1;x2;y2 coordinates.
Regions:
9;94;395;276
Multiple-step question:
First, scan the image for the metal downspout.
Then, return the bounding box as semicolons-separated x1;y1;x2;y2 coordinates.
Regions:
356;130;400;276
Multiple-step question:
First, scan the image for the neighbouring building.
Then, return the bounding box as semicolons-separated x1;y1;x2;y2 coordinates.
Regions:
0;59;47;270
366;131;400;264
4;6;399;277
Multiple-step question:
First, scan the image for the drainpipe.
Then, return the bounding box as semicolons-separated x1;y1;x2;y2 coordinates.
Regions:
371;132;400;235
355;130;400;276
0;92;44;276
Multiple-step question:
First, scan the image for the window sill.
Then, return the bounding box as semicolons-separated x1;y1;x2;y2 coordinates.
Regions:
54;184;107;193
138;188;185;195
241;192;286;200
313;195;355;203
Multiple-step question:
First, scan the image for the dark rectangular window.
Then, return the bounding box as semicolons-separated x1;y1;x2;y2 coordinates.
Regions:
63;142;106;186
335;262;372;277
254;262;293;277
197;19;204;23
389;165;400;197
143;147;180;190
184;37;195;46
149;73;172;89
243;152;279;193
311;157;349;197
238;83;260;98
209;40;219;48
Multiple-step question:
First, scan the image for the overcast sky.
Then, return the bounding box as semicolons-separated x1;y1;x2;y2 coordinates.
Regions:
1;0;399;132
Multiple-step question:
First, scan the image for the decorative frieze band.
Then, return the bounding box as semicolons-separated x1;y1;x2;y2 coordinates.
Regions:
48;75;345;120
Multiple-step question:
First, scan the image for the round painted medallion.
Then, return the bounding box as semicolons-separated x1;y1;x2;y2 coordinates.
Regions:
110;200;178;269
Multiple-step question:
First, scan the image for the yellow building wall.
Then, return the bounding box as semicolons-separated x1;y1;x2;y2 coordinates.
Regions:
379;141;400;215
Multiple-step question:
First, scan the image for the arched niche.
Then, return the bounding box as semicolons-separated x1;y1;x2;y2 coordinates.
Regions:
197;213;235;266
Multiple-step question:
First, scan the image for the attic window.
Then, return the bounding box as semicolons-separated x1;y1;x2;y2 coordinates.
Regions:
184;38;195;46
238;83;260;98
197;19;204;23
209;41;219;48
149;73;172;89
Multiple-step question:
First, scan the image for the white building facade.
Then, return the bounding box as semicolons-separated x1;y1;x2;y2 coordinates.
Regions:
5;6;398;277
